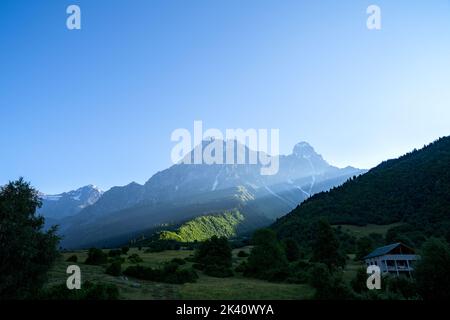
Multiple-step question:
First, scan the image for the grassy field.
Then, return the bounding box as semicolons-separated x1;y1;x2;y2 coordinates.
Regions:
48;247;315;300
342;254;363;283
336;223;404;239
179;276;313;300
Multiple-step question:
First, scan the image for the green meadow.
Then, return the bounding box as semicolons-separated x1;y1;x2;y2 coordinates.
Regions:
336;223;404;239
47;247;317;300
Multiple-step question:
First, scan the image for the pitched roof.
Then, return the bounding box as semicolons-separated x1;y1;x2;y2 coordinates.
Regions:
363;243;402;260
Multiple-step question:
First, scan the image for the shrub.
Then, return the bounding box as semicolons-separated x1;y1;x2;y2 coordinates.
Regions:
352;269;419;300
286;261;311;284
283;238;301;262
163;268;198;284
194;236;233;277
193;263;205;271
415;238;450;300
163;261;179;274
109;256;125;264
308;263;355;300
108;249;122;257
171;258;186;265
66;255;78;263
237;250;249;258
384;275;418;299
105;260;122;276
123;263;198;284
355;237;374;261
124;265;162;280
128;253;143;264
244;229;288;281
294;260;311;269
266;266;291;282
351;267;368;294
85;248;108;265
184;256;196;262
121;246;130;255
195;236;232;268
204;264;234;278
234;261;248;273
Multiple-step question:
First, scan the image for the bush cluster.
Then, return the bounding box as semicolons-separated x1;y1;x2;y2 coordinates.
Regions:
237;250;249;258
123;263;198;284
194;236;233;278
85;248;108;265
108;249;122;257
105;260;122;276
66;255;78;263
128;253;143;264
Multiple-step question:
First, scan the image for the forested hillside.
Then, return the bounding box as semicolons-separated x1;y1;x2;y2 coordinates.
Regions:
159;210;245;242
273;136;450;248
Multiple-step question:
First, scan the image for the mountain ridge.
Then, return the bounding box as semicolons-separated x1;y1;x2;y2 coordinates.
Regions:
38;185;103;219
272;135;450;248
38;140;365;248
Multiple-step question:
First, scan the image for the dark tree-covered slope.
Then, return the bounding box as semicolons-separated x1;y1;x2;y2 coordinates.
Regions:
273;136;450;246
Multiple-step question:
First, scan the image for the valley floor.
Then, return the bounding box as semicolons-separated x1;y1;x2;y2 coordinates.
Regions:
47;247;317;300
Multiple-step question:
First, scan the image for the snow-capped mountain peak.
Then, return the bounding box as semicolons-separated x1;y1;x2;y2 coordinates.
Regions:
39;185;103;219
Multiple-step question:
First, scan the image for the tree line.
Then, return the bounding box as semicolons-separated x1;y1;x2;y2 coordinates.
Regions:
2;178;450;300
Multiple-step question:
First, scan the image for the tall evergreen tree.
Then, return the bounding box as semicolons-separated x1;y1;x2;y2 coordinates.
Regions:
311;219;345;269
283;238;301;262
245;229;288;280
355;236;374;260
415;238;450;300
195;235;232;268
0;178;60;299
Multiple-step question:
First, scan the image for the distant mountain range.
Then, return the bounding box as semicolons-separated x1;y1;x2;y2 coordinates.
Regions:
39;185;103;219
272;136;450;248
39;140;365;249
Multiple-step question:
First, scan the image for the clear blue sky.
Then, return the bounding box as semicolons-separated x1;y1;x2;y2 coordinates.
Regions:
1;0;450;194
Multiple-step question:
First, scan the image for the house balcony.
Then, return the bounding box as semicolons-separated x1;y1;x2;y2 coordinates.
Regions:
385;265;413;272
